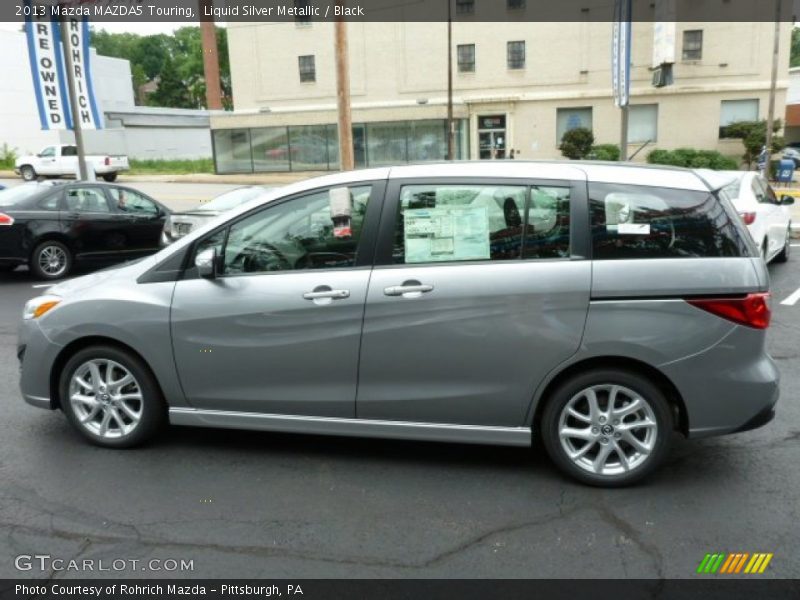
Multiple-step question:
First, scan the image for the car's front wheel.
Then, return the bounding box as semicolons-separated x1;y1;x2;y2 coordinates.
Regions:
541;368;673;487
59;345;166;448
19;165;36;181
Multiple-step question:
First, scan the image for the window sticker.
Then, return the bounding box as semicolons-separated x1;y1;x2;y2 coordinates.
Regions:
404;206;490;263
617;223;651;235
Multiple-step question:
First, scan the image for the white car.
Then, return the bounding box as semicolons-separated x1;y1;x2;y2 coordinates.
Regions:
719;171;794;263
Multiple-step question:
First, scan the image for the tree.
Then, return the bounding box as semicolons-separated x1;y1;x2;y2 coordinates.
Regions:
148;56;192;109
559;127;595;160
792;27;800;68
722;120;784;168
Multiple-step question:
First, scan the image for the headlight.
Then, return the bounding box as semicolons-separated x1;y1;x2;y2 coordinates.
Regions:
23;295;61;320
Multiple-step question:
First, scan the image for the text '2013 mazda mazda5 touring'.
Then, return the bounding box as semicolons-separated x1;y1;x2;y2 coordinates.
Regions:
18;162;779;486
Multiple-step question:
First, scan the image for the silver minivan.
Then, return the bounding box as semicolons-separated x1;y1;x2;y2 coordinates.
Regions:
18;162;779;486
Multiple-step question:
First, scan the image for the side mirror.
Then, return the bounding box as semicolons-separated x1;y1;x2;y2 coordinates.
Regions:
195;247;217;279
781;195;795;206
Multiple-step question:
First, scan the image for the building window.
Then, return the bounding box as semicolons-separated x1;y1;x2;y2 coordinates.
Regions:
682;29;703;61
457;44;475;73
507;41;525;69
456;0;475;15
628;104;658;143
556;107;593;142
294;0;311;25
298;55;316;82
719;99;759;138
507;0;525;8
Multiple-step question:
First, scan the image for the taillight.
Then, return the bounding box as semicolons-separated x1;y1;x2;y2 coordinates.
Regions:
0;213;14;226
739;211;756;225
104;156;110;166
687;293;771;329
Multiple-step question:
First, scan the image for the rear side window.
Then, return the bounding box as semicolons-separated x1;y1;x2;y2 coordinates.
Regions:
589;183;751;259
392;184;570;264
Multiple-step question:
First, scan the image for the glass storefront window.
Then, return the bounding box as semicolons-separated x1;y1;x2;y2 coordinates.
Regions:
366;121;409;166
288;125;330;170
252;127;291;172
213;129;253;174
408;120;447;162
213;119;469;173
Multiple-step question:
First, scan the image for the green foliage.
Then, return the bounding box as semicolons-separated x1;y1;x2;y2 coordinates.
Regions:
646;147;739;170
128;158;214;175
559;127;595;160
89;26;232;109
0;143;18;169
792;27;800;68
589;144;621;161
720;120;784;168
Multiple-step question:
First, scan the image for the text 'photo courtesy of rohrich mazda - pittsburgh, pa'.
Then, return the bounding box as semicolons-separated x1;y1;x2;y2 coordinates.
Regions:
1;0;800;597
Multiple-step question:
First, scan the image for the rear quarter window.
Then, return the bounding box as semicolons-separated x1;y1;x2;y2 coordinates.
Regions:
589;183;751;259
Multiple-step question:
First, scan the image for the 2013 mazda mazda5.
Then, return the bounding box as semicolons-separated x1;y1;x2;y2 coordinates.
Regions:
18;162;779;486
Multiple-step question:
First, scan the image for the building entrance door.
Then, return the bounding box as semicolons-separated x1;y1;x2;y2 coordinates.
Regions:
478;115;507;159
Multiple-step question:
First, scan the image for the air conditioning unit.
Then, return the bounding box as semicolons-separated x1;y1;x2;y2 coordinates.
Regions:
651;64;674;88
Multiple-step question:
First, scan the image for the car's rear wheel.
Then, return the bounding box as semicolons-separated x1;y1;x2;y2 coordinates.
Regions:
102;172;117;183
30;240;72;280
20;165;36;181
774;227;791;263
541;369;673;487
59;345;166;448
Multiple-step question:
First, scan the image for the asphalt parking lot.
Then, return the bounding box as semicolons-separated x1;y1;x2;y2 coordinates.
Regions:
0;210;798;579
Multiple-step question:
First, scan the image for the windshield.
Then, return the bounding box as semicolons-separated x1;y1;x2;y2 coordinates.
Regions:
0;183;49;207
195;187;265;212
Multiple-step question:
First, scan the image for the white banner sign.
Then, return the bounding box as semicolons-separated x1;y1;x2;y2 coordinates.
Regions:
25;1;103;130
612;0;632;108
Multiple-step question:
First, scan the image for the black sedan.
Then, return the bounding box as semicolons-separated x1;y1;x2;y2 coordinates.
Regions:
0;181;170;280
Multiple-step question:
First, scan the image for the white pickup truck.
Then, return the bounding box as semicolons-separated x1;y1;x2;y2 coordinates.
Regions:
15;144;129;182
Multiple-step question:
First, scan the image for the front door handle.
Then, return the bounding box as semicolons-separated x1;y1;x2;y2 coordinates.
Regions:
384;281;434;298
303;286;350;305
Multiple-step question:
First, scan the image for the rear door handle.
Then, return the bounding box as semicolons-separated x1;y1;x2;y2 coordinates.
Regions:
384;282;434;298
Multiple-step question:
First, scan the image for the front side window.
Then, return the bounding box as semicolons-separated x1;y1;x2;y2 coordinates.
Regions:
392;184;570;264
457;44;475;73
39;147;55;158
108;188;159;215
682;29;703;60
507;41;525;69
218;185;372;275
65;188;111;213
590;183;750;259
298;55;316;82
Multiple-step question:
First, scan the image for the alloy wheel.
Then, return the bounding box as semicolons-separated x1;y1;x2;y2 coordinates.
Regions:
68;359;143;439
37;245;68;277
557;384;658;476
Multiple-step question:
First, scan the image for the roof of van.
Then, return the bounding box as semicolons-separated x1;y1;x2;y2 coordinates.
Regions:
267;160;721;196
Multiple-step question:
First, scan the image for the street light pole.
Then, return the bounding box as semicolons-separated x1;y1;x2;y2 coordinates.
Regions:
59;17;88;180
446;0;454;161
334;6;354;171
764;0;782;178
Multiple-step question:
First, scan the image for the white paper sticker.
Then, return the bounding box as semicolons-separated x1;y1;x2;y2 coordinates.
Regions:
617;223;651;235
329;187;352;218
404;206;490;263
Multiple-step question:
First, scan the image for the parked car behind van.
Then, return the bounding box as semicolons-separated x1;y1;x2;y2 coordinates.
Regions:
18;162;778;486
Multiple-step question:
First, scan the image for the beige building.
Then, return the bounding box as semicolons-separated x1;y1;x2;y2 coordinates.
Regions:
210;20;792;173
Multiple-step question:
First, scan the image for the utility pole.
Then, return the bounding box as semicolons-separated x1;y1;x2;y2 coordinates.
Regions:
764;0;782;177
446;0;454;160
199;0;223;110
59;17;89;181
620;104;629;162
335;6;354;171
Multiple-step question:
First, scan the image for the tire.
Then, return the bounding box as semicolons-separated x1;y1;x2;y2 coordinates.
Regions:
774;227;791;263
20;165;36;181
540;368;673;487
30;240;72;280
102;172;118;183
59;345;166;448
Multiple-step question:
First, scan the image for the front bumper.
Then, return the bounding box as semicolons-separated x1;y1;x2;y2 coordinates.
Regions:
18;318;63;411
